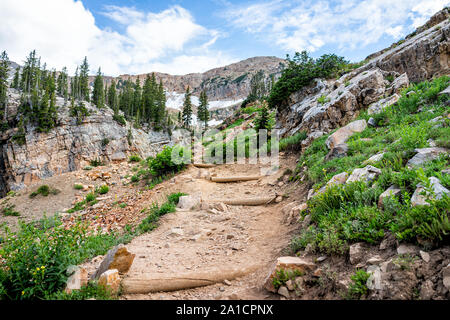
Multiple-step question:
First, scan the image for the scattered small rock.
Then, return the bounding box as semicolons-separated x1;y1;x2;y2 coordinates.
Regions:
277;286;290;298
98;269;121;295
419;250;430;263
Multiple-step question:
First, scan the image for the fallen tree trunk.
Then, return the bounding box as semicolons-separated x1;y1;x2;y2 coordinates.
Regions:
193;163;216;168
207;196;276;206
121;265;260;294
210;176;262;183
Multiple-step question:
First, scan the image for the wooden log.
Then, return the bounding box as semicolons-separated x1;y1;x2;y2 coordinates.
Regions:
207;196;276;206
210;176;262;183
193;163;216;168
121;265;260;294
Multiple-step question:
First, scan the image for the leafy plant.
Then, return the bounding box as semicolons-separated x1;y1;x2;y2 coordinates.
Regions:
346;270;370;300
2;205;20;217
128;154;141;162
96;185;109;195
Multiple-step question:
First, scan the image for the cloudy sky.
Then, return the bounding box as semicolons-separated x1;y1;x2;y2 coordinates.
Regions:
0;0;448;76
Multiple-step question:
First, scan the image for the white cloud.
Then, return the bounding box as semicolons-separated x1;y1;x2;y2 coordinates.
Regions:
225;0;450;54
0;0;234;76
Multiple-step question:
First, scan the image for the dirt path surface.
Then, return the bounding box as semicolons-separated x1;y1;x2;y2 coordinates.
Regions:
78;154;305;300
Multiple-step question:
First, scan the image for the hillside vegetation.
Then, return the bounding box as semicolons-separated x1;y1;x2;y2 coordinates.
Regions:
291;76;449;254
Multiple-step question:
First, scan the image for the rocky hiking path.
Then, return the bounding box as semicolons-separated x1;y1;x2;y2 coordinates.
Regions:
79;154;304;300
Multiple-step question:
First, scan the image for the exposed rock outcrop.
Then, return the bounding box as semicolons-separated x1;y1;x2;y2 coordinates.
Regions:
0;95;169;195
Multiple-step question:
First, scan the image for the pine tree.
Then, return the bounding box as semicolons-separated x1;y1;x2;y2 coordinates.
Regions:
182;86;193;129
108;79;118;113
12;67;20;90
155;79;166;127
79;56;90;102
133;77;141;119
197;90;209;129
57;67;69;102
92;67;104;108
0;51;10;124
254;104;272;132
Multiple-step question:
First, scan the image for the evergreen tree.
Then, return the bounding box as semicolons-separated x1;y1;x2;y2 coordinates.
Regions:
108;79;118;113
79;56;90;102
0;51;9;122
12;67;20;90
254;104;272;132
132;77;141;120
182;86;193;129
57;67;69;102
197;90;209;129
92;67;104;108
155;79;166;127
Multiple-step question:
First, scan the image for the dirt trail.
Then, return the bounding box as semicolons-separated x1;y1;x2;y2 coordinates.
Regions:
82;155;304;300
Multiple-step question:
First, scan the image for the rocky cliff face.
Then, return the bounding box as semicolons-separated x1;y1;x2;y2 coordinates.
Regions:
363;7;450;82
0;92;169;196
276;8;449;140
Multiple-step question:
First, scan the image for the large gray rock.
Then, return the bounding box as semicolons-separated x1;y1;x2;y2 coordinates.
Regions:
325;120;367;150
366;265;383;290
349;242;366;264
407;148;448;168
411;177;450;206
368;94;400;115
177;194;201;210
65;265;88;293
347;165;382;184
443;264;450;291
91;244;135;280
363;153;385;165
378;185;401;208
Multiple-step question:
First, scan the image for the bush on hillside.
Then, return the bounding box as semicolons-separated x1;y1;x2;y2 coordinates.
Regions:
268;51;349;110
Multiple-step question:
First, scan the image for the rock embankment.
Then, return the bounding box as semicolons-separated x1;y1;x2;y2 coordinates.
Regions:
0;93;169;195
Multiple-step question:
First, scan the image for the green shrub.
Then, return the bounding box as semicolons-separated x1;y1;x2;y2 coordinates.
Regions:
29;185;59;198
74;184;84;190
317;95;330;104
346;270;370;300
96;185;109;195
272;269;303;290
89;159;103;167
128;154;141;162
85;193;96;203
119;203;127;208
148;146;186;178
101;138;110;147
279;131;307;151
2;205;20;217
0;217;118;300
113;114;126;126
131;175;140;183
167;192;187;205
269;51;348;109
47;282;115;300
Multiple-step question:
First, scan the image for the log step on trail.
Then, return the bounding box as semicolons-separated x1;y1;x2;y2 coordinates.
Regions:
210;175;262;183
207;196;276;206
193;163;216;168
121;265;260;294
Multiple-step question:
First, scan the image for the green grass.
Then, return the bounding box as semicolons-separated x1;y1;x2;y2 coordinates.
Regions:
0;192;187;300
2;205;20;217
290;76;450;255
74;184;84;190
29;185;60;198
128;154;141;162
96;185;109;195
280;131;307;152
346;270;370;300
